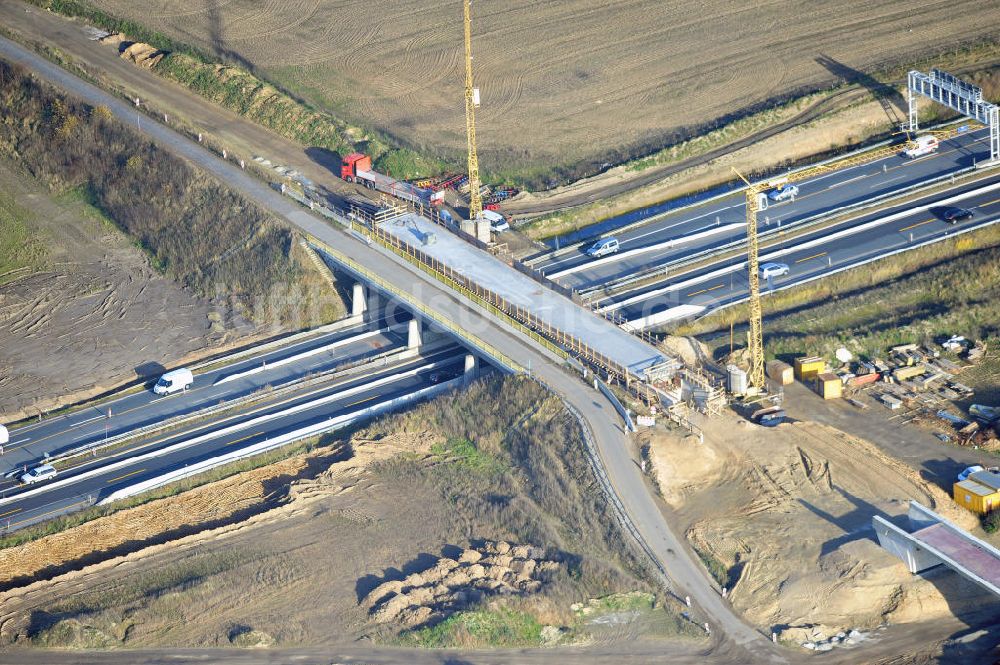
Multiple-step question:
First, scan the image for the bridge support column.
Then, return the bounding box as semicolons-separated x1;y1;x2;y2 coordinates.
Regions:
464;353;478;383
350;283;366;321
407;318;422;350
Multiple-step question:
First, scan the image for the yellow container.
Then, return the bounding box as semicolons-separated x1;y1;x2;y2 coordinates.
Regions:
815;372;842;400
954;478;1000;515
894;365;926;381
795;356;825;381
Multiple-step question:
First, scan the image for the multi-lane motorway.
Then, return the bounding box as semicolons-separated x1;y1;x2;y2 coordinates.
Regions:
0;344;472;532
0;316;407;475
532;127;993;292
602;174;1000;328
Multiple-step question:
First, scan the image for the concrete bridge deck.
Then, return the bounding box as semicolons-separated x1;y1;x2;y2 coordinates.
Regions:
874;501;1000;597
379;212;670;379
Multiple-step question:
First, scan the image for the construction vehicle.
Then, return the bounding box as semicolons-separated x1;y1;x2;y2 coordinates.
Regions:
340;153;444;207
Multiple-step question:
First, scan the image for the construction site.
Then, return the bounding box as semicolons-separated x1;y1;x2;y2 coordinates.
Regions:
0;1;998;664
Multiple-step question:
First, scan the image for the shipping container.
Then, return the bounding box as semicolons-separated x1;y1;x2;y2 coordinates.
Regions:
815;372;842;400
766;360;793;385
795;356;825;381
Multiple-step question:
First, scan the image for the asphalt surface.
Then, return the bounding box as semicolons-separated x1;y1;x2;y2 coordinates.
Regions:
0;316;408;476
0;346;469;533
602;173;1000;326
5;29;988;661
533;127;993;291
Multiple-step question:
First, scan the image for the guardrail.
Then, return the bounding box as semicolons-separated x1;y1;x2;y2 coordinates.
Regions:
530;118;981;265
561;393;674;593
583;162;1000;301
44;345;409;468
99;376;467;506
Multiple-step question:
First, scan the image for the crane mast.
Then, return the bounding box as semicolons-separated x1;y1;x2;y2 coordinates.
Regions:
463;0;483;220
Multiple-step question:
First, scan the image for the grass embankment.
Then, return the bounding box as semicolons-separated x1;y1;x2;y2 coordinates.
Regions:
24;0;447;181
0;191;46;285
0;436;323;553
369;376;694;646
0;57;314;321
675;224;1000;363
28;1;1000;193
521;47;1000;241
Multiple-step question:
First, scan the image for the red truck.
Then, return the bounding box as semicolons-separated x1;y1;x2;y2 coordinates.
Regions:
340;153;444;207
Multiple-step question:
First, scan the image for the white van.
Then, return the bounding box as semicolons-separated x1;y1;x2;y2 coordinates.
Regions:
482;209;509;232
153;367;193;395
585;237;620;258
903;135;939;159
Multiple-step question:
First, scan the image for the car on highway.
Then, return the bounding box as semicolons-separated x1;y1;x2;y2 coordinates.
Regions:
903;135;939;159
153;367;193;395
941;207;974;224
767;184;799;202
20;464;57;485
759;262;790;279
585;237;620;258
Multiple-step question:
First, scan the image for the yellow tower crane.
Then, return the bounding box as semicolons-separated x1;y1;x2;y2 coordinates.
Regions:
732;123;977;394
463;0;483;220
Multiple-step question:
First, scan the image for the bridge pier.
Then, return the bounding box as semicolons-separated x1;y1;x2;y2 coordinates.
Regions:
464;353;478;383
349;283;366;323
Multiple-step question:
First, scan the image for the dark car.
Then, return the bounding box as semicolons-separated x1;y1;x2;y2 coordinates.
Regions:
942;207;974;224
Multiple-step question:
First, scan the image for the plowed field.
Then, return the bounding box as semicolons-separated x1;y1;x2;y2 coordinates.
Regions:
90;0;1000;175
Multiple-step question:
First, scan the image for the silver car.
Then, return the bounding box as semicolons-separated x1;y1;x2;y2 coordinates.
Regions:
585;237;620;258
759;262;790;279
21;464;57;485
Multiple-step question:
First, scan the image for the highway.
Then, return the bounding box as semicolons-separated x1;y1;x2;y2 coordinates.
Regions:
0;345;472;533
0;30;794;659
0;316;409;476
531;127;993;291
601;174;1000;328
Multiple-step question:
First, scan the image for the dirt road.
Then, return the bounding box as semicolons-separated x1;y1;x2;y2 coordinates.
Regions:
0;2;363;203
0;30;780;662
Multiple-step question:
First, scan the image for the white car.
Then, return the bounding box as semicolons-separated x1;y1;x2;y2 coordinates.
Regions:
957;465;984;482
767;184;799;202
21;464;57;485
759;262;790;279
585;237;620;258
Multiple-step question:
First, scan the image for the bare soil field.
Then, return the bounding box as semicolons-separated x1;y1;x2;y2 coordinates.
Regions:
0;161;233;420
86;0;1000;180
0;378;692;651
645;411;1000;654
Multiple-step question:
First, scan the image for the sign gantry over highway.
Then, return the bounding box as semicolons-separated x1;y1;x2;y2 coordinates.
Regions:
909;68;999;162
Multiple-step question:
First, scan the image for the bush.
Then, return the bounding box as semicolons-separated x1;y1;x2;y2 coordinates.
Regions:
0;58;297;319
984;509;1000;534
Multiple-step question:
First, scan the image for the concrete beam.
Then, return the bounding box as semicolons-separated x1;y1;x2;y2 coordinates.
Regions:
873;516;943;573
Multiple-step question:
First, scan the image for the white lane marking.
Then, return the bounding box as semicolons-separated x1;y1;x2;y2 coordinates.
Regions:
874;175;905;187
68;414;105;428
10;438;30;444
624;205;739;244
826;174;868;189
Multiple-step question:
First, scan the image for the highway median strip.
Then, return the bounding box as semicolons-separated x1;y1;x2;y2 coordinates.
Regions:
0;357;456;510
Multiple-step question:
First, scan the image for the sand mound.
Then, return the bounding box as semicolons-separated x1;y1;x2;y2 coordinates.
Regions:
648;415;988;642
362;540;560;628
120;41;165;68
